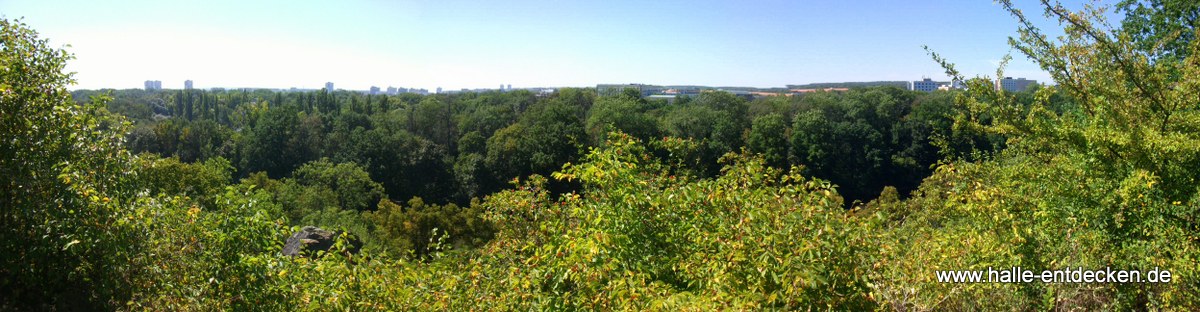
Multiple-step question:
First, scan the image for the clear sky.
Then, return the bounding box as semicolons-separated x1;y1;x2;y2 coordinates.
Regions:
1;0;1102;91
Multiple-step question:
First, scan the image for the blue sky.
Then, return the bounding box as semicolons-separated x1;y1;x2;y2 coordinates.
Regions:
1;0;1102;90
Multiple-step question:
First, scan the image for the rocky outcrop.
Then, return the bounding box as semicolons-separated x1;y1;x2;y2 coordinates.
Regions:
282;226;361;257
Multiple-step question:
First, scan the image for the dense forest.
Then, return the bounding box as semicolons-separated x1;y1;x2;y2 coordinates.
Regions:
68;69;1010;255
79;73;995;205
3;0;1199;310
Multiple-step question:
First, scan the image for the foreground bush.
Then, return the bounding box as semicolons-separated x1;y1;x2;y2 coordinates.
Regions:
1;18;141;309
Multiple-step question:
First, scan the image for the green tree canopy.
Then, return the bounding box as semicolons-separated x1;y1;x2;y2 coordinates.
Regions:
1;18;139;308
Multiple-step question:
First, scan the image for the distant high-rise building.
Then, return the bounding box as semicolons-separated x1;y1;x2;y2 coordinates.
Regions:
910;78;938;92
436;87;442;94
325;82;334;92
369;86;380;95
184;80;193;90
507;84;512;91
995;77;1037;92
387;86;397;95
144;80;162;91
500;84;505;91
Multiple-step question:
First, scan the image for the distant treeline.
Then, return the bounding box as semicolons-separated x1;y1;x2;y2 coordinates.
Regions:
786;81;910;89
76;85;1024;207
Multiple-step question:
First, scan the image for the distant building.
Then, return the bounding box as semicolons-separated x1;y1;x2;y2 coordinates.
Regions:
596;84;663;97
717;89;755;101
325;82;334;92
645;94;679;104
144;80;162;91
597;84;637;97
662;88;701;96
393;87;430;95
749;91;785;97
436;87;442;94
387;86;397;95
995;77;1037;92
184;80;193;90
507;84;512;91
369;86;380;95
789;87;849;94
934;79;967;91
910;78;938;92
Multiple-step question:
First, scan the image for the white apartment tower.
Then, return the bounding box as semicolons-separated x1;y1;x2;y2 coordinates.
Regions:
910;78;938;92
995;77;1037;92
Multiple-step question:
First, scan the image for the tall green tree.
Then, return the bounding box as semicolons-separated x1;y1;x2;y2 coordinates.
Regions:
586;95;659;144
0;19;141;309
289;159;385;212
747;113;789;169
241;105;318;177
1117;0;1199;62
486;99;586;182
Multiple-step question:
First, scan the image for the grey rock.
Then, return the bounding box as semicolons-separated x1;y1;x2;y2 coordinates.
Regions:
282;226;360;257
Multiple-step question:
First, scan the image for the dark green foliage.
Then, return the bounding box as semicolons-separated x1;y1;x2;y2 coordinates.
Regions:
452;152;488;200
342;126;454;202
409;97;456;147
242;105;319;177
289;159;385;212
91;76;972;209
747;113;789;168
788;87;967;205
586;95;659;144
1117;0;1199;62
661;92;748;176
486;98;586;183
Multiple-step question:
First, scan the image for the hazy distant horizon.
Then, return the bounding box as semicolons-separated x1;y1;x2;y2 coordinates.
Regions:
3;0;1105;91
67;80;956;92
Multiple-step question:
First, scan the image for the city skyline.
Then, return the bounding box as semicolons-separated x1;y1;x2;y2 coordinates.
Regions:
131;77;1035;95
2;0;1103;90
